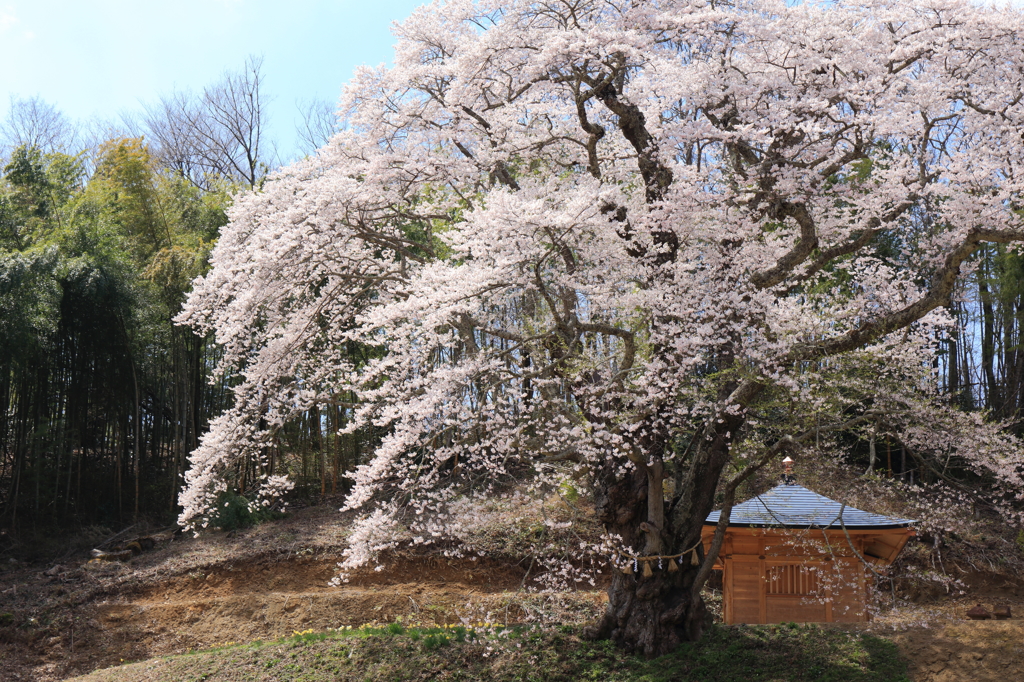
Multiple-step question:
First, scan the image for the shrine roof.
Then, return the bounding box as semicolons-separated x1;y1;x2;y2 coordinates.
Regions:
704;482;916;530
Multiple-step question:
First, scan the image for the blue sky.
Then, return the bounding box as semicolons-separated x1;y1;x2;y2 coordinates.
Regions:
2;0;1022;164
0;0;427;161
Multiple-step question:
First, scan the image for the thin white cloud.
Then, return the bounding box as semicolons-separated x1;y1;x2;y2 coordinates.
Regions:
0;7;18;34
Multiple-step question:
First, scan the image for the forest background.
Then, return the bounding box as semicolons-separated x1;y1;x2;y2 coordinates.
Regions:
0;58;376;538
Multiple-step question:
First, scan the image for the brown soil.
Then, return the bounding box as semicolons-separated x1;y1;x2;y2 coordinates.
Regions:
885;619;1024;681
0;506;606;681
852;583;1024;682
2;504;1024;682
73;556;601;677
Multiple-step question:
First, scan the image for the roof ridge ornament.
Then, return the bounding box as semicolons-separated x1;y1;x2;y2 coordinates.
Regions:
781;456;796;485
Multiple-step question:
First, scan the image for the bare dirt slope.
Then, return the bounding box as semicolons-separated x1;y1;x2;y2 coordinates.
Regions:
867;572;1024;681
0;505;604;681
3;504;1024;682
886;619;1024;682
77;557;603;677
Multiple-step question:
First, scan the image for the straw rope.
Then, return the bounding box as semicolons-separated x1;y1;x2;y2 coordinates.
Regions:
615;539;706;575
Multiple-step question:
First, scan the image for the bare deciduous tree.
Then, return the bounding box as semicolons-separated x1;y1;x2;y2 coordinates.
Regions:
142;55;275;189
1;96;79;158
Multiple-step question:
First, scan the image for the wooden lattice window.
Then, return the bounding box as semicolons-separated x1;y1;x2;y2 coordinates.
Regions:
766;564;820;595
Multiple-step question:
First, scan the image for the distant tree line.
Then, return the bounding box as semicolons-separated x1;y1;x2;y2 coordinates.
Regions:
854;243;1024;484
0;59;353;536
943;246;1024;423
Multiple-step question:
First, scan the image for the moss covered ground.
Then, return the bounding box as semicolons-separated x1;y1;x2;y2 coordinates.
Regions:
73;622;909;682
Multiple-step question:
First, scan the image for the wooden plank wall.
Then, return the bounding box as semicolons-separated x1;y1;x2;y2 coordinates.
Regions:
707;527;890;624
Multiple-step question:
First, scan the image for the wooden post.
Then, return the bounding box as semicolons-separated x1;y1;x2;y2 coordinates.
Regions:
758;537;767;624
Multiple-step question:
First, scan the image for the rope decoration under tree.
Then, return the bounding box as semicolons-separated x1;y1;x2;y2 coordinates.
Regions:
616;539;705;575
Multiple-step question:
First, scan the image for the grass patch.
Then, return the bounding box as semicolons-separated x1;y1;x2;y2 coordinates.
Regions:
209;490;287;531
72;622;909;682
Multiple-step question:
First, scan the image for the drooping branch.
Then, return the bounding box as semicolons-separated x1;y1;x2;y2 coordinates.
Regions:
691;413;879;597
794;227;1024;361
748;201;819;289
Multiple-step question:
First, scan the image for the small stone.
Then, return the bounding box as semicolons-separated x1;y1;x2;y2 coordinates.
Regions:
967;604;991;620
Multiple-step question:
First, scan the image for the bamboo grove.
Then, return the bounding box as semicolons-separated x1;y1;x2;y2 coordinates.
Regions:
0;139;223;530
0;56;362;535
0;139;387;534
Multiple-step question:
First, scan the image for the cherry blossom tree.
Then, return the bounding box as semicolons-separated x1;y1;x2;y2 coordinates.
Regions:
178;0;1024;656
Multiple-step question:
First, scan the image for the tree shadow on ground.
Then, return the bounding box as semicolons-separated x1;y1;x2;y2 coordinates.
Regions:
645;623;910;682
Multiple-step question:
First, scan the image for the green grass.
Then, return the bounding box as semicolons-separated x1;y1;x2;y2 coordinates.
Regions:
73;622;909;682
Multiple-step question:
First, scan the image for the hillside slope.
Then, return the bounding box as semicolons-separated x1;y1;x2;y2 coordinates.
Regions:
2;500;1023;681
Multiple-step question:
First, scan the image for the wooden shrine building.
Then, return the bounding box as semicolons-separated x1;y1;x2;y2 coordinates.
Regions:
701;474;915;624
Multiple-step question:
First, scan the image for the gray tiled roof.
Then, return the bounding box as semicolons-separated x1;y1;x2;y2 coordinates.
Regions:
704;483;915;529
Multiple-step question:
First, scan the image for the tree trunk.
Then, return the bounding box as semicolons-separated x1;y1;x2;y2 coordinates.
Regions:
590;560;708;656
130;354;141;523
585;407;745;656
980;253;1001;412
585;462;710;655
867;430;876;474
